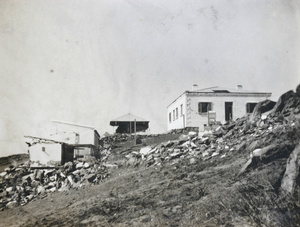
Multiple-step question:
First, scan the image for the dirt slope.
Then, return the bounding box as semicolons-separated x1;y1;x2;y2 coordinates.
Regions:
0;150;251;227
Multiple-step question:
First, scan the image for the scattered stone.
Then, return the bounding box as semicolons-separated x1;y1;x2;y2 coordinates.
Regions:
189;158;196;164
26;194;34;201
76;162;84;169
140;147;152;156
37;185;46;194
211;152;219;157
140;215;151;223
0;172;7;178
170;152;182;159
48;187;56;193
202;151;209;157
64;162;74;174
6;187;13;193
104;164;118;168
6;201;18;209
67;175;74;185
85;174;97;183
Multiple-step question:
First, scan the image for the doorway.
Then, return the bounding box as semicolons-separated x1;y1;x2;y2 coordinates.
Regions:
225;102;233;122
61;144;74;165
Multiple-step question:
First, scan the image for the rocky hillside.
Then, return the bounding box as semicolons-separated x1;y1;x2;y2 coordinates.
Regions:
0;85;299;226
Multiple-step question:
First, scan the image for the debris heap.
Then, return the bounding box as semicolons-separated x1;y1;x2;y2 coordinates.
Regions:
0;157;108;211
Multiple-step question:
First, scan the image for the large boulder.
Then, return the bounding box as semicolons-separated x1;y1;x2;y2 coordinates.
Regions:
280;143;300;195
271;90;295;114
251;99;276;118
238;142;295;176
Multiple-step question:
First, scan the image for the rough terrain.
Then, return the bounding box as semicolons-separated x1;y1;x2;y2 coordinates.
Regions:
0;85;300;226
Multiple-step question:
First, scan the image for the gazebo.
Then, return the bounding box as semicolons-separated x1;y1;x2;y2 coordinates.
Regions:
110;113;149;133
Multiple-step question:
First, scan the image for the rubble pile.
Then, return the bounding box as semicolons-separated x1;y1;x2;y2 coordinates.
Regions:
100;128;198;151
118;115;299;170
100;130;198;164
101;134;133;146
101;134;147;151
0;158;108;211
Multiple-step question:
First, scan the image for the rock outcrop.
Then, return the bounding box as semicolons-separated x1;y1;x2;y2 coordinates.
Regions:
280;143;300;195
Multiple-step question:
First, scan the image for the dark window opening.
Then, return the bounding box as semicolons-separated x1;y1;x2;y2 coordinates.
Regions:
198;102;212;113
180;104;183;116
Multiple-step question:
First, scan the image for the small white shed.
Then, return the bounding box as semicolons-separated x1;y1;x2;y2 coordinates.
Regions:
27;137;74;165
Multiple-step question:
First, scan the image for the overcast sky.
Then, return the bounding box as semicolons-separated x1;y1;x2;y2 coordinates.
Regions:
0;0;299;156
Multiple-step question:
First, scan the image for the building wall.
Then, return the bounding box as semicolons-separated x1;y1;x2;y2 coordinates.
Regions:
29;143;62;165
187;93;269;131
79;130;95;144
167;94;187;130
51;125;101;158
51;126;96;145
73;132;100;157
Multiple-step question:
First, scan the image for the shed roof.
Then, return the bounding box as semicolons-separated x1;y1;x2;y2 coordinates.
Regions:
110;113;149;123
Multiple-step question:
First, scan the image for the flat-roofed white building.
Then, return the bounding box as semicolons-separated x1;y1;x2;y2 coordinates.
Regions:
167;85;271;131
25;121;101;165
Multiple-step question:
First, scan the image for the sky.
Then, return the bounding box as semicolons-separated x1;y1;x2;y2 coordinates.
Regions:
0;0;299;157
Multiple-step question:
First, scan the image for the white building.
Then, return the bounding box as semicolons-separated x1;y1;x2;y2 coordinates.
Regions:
167;85;271;131
27;139;74;165
26;121;101;165
50;121;101;158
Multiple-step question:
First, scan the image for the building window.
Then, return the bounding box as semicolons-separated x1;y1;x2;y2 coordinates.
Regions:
198;102;212;114
176;108;178;119
173;110;175;121
169;112;172;123
180;104;183;116
246;103;257;113
42;147;45;152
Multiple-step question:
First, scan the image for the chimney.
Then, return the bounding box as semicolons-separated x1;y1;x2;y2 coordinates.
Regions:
236;85;243;90
192;84;198;91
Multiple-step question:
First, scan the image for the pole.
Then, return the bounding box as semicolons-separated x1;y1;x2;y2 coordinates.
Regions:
134;119;136;145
